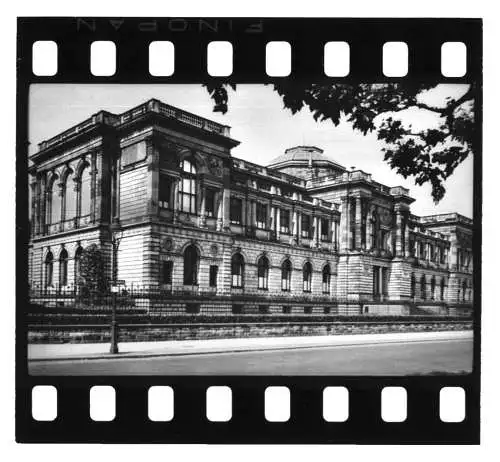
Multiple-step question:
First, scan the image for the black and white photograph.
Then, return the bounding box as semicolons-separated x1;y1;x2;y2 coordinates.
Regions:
26;82;475;376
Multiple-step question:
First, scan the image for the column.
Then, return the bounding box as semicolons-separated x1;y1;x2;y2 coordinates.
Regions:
173;179;180;223
252;201;257;227
270;204;275;233
276;207;281;239
30;177;37;236
199;183;206;227
297;210;302;243
355;197;362;250
90;153;98;223
395;209;403;257
57;182;64;231
340;196;349;251
366;207;372;250
404;216;411;257
246;197;253;230
39;174;47;235
292;209;298;236
312;215;319;247
216;189;223;231
331;220;336;250
241;196;247;227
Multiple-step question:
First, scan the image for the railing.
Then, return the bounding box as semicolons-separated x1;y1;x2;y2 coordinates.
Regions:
232;157;306;187
36;100;232;153
29;286;382;310
419;213;473;226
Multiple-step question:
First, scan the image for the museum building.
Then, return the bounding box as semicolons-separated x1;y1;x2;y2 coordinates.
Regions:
28;99;474;315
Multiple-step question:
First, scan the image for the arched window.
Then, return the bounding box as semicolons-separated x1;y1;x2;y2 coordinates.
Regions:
303;262;312;293
281;259;292;292
430;276;436;300
257;256;269;290
179;158;197;214
64;172;77;221
410;273;416;298
420;275;426;300
183;244;199;286
45;251;53;287
50;177;61;224
59;249;68;287
80;165;92;217
231;253;244;288
440;278;446;301
322;264;331;294
462;280;467;302
74;247;83;286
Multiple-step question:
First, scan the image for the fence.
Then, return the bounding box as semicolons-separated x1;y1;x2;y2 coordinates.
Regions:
27;286;474;317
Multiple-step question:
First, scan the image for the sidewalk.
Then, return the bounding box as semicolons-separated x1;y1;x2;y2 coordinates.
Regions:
28;330;472;362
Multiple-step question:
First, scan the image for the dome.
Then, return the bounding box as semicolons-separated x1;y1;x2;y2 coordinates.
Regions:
268;146;336;166
268;146;332;166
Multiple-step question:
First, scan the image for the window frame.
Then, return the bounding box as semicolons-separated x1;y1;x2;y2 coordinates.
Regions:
256;202;267;230
231;253;244;288
257;256;269;290
162;260;173;284
280;209;290;234
230;197;243;225
59;249;68;287
281;260;292;292
159;174;173;209
303;262;312;293
179;159;197;215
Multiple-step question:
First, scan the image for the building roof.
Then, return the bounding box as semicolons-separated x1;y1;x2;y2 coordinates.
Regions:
268;146;346;171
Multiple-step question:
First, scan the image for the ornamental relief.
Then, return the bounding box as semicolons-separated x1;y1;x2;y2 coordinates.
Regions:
207;155;224;177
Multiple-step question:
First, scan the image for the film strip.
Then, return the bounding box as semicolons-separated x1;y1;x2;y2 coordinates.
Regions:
16;17;482;444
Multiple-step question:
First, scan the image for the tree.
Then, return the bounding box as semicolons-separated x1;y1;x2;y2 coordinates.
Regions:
203;83;476;203
78;244;108;297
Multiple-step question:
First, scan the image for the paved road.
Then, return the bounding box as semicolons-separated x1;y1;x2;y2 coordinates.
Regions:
29;337;473;376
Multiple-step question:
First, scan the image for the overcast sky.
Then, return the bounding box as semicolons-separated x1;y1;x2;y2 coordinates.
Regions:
29;83;473;218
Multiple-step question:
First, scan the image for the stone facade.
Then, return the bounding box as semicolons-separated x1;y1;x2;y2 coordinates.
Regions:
28;99;474;315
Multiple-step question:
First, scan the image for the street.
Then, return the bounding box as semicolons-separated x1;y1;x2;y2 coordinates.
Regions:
29;337;473;375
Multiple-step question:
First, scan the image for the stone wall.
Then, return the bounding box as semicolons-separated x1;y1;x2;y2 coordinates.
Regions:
28;320;472;344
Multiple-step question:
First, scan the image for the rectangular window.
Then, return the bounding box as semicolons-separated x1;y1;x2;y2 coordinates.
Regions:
205;188;216;217
381;267;388;295
159;175;172;209
301;214;311;238
373;266;380;296
230;197;242;224
280;209;290;234
440;247;446;264
256;202;267;229
209;265;218;287
179;177;196;214
162;261;173;284
321;218;329;241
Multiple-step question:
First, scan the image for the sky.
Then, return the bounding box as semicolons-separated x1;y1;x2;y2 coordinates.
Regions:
28;83;473;218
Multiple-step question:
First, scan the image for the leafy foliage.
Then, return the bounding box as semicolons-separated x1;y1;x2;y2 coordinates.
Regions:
78;244;108;297
202;83;476;202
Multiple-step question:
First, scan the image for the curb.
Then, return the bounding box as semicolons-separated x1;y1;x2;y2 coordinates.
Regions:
28;333;472;363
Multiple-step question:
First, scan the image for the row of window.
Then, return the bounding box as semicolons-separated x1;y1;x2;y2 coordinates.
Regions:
160;160;333;238
45;166;92;225
44;248;83;287
411;240;448;264
162;245;333;294
410;274;447;301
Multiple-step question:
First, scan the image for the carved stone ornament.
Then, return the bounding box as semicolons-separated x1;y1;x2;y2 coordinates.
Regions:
162;238;174;251
379;208;392;226
207;156;224;177
210;244;218;257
